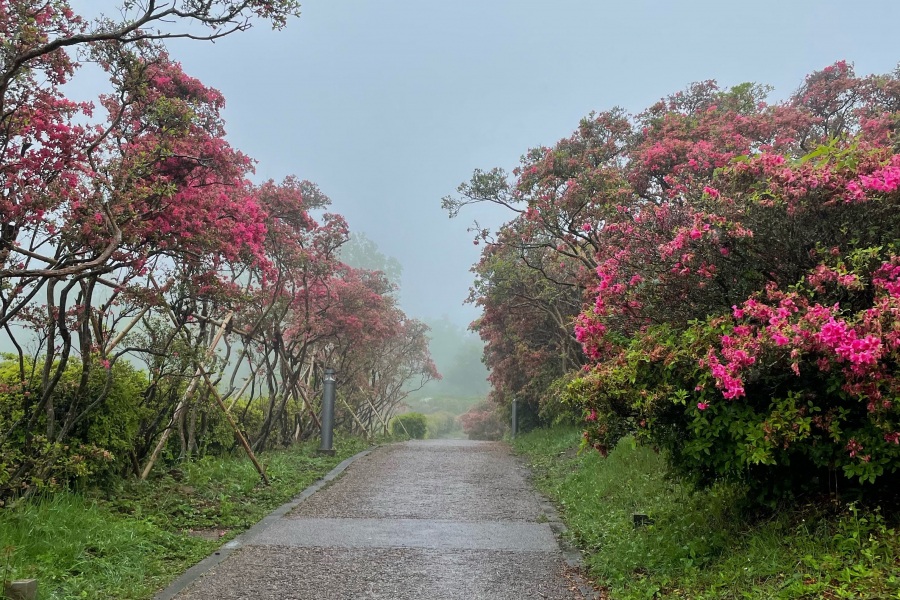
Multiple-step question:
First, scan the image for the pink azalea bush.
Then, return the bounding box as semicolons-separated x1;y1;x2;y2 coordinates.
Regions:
570;66;900;496
450;61;900;499
459;401;506;441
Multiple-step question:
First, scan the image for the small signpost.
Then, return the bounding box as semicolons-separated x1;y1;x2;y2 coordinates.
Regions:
511;398;518;439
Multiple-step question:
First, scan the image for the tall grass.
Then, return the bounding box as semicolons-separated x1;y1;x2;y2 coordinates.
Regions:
515;427;900;599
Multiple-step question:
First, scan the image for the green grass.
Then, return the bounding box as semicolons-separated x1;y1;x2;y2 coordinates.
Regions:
514;427;900;599
0;436;368;599
1;494;212;599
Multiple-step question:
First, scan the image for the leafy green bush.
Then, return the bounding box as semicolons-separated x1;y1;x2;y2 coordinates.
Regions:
0;356;148;498
390;412;427;439
78;359;148;477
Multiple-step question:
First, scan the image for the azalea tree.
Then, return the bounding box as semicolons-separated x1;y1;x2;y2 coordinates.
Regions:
468;238;582;425
442;111;635;420
0;2;295;379
0;1;439;498
314;266;438;434
451;61;900;498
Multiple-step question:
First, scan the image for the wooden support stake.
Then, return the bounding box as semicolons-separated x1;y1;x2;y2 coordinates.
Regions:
104;277;175;354
139;312;233;480
104;303;152;354
226;365;263;411
196;364;270;485
190;311;259;343
275;346;322;430
364;395;392;435
340;396;370;438
290;377;322;431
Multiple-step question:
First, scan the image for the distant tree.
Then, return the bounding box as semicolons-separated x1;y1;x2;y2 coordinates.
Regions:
411;317;490;399
441;339;491;397
338;232;403;289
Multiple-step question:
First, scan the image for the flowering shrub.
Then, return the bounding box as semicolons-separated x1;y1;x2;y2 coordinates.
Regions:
459;401;506;441
450;61;900;500
699;253;900;486
576;143;900;497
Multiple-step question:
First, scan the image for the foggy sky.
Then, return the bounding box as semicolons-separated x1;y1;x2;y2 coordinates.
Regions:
75;1;900;327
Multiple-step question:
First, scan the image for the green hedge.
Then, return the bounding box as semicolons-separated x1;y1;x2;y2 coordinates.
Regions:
390;412;427;439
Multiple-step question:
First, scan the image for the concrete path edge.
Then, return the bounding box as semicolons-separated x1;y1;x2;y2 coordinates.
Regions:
153;447;374;600
510;443;599;599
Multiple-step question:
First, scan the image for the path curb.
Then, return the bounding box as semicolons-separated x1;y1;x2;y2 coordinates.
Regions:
153;447;374;600
510;443;601;600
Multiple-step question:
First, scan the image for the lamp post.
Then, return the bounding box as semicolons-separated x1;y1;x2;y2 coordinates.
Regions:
319;367;336;456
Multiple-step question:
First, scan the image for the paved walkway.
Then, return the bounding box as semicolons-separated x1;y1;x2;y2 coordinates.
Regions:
163;440;591;599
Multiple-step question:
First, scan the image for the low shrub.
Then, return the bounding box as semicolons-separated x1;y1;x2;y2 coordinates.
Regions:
0;356;148;498
459;401;505;440
390;412;427;439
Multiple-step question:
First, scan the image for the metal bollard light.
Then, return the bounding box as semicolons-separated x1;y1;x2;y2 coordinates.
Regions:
511;398;518;439
319;367;336;456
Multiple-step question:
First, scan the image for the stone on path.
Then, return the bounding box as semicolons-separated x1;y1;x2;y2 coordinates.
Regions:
166;439;590;599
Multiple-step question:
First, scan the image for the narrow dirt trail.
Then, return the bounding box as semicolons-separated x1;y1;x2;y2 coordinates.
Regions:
164;440;592;599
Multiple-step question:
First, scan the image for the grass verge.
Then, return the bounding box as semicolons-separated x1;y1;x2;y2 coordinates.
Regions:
0;436;368;599
514;426;900;599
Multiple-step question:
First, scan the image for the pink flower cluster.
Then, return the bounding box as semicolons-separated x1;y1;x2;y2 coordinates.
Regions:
818;319;883;369
704;341;754;399
858;157;900;193
846;439;870;462
704;257;900;407
574;313;607;360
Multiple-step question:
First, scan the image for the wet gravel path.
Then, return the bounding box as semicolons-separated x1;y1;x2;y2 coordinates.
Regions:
166;440;591;599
